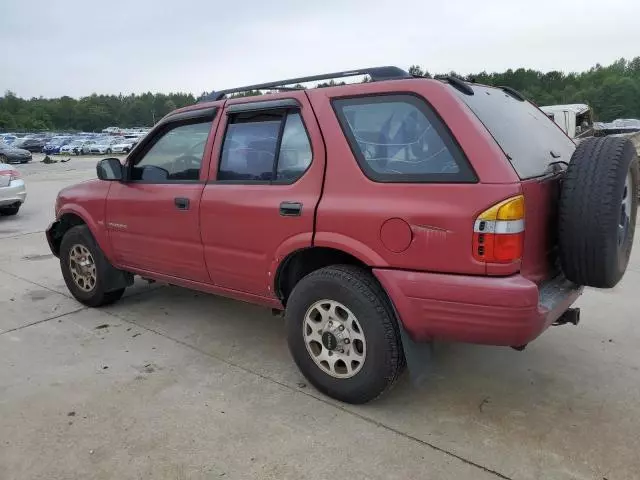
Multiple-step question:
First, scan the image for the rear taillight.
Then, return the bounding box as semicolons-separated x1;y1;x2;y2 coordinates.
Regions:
0;169;20;182
473;195;524;263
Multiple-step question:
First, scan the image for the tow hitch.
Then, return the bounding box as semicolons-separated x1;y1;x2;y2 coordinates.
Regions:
553;307;581;326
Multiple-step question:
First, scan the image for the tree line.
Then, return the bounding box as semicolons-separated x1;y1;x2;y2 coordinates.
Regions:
2;57;640;132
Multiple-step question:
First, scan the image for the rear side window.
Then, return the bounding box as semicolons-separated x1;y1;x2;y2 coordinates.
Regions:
452;85;576;179
218;111;312;183
333;95;476;183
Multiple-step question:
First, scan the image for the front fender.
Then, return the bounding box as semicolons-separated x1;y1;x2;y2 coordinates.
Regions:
57;204;114;260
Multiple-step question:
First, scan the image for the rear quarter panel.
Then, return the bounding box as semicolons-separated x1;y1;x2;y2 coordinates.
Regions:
307;79;521;275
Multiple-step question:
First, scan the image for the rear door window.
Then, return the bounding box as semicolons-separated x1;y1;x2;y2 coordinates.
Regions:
333;95;476;183
218;111;312;183
452;85;576;179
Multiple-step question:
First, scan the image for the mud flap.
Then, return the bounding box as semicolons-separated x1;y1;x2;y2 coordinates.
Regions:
398;320;434;386
102;265;134;293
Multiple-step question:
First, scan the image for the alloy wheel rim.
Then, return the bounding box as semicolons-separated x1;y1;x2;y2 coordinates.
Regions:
69;244;97;292
303;299;367;379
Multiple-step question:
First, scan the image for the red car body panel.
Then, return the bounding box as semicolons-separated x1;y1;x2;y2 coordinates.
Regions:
374;268;582;345
200;91;325;297
56;179;113;258
50;77;583;347
519;177;562;283
306;80;523;276
106;182;210;283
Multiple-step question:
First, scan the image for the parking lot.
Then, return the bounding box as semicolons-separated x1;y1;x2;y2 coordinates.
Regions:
1;154;640;480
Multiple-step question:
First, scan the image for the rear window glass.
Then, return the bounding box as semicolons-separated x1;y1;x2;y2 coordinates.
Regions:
453;85;576;179
333;95;476;183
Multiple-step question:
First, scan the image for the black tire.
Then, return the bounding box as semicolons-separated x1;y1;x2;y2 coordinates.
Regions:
106;148;112;155
60;225;125;307
0;154;6;164
559;136;638;288
0;204;20;216
285;265;405;404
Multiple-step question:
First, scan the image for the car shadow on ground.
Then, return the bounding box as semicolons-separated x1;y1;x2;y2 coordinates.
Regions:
104;283;619;426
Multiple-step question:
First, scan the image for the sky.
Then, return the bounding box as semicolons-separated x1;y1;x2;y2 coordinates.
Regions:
2;0;639;98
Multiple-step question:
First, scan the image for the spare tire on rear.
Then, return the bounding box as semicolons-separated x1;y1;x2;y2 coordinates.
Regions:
558;136;638;288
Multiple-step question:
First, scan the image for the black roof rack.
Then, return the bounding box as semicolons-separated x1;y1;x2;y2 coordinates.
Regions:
499;85;526;102
200;66;411;102
435;75;474;96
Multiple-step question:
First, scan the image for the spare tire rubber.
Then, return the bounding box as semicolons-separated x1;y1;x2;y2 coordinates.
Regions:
559;136;638;288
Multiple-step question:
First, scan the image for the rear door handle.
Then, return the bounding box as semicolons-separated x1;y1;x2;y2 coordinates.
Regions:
279;201;302;216
174;197;190;210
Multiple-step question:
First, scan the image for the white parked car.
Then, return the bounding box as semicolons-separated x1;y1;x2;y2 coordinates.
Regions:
60;139;95;155
111;139;136;154
0;164;26;216
89;138;121;155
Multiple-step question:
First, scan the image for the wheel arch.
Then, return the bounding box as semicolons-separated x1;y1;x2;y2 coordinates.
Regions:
48;208;111;259
274;246;370;304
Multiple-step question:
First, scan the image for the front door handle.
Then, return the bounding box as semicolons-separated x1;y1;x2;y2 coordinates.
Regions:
174;197;190;210
279;201;302;216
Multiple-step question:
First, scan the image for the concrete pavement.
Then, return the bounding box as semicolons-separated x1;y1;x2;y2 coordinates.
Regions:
1;154;639;479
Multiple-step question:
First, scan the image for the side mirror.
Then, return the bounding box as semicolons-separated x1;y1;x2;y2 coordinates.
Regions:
96;158;123;181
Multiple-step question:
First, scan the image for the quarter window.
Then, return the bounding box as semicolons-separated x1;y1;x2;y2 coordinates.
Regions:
218;111;312;183
277;113;313;181
131;120;212;182
333;95;475;183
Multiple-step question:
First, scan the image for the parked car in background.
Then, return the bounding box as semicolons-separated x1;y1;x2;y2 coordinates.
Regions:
89;137;121;154
43;136;73;155
111;139;136;154
0;163;26;215
1;134;18;145
13;136;47;152
0;142;32;164
60;139;95;155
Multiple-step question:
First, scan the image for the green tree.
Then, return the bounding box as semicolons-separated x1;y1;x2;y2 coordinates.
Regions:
3;58;640;131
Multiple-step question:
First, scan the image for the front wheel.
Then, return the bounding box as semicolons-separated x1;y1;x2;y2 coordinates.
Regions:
60;225;125;307
0;154;6;164
106;148;112;155
285;265;405;404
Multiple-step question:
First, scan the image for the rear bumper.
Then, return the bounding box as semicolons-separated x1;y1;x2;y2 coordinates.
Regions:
374;269;584;346
0;179;27;206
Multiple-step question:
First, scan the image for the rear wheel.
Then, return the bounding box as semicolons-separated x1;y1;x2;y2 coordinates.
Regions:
0;154;6;164
106;148;112;155
559;136;638;288
60;225;125;307
285;265;405;404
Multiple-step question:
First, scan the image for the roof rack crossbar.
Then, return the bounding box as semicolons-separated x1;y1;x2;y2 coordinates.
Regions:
201;66;410;102
435;75;474;96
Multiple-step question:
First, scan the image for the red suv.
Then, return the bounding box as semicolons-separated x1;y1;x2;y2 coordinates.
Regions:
47;67;638;403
